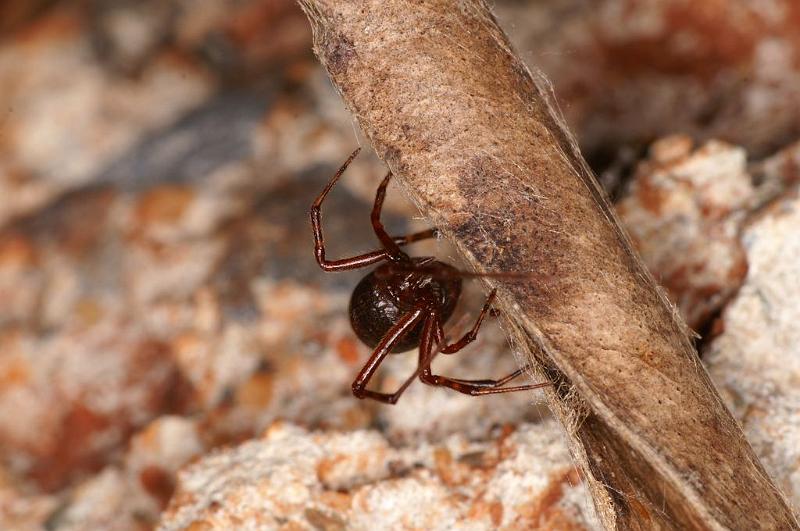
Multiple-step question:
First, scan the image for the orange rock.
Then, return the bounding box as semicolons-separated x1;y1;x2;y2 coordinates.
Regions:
136;185;195;226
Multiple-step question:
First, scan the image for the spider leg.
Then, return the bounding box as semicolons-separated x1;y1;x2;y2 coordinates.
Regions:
423;372;551;396
393;227;438;246
311;148;392;271
437;364;534;388
438;289;496;354
422;312;551;396
370;172;408;260
311;151;437;271
351;307;424;404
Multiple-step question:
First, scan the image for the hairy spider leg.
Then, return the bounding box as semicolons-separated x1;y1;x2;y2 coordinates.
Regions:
351;307;425;404
311;149;437;272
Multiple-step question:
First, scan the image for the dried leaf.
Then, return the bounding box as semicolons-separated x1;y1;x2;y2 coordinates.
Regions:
297;1;798;529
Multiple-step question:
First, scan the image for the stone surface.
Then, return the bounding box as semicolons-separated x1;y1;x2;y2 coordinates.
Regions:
49;416;204;530
0;5;213;227
159;421;596;531
1;1;800;528
617;136;800;333
497;0;800;162
617;136;753;330
750;139;800;207
704;190;800;509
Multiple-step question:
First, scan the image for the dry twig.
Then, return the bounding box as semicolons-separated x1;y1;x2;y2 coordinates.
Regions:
297;1;798;528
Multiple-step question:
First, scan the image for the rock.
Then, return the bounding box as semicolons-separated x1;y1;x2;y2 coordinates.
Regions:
0;316;190;491
158;421;598;530
45;416;204;530
0;467;57;531
617;136;753;329
704;190;800;508
2;1;800;528
496;0;800;161
0;5;213;227
750;139;800;207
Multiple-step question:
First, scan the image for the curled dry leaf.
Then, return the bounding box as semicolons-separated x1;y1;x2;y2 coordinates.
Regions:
297;0;798;528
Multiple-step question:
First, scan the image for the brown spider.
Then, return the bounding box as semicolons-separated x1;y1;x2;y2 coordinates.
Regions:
311;149;550;404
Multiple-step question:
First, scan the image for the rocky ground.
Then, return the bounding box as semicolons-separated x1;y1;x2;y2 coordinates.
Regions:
0;1;798;529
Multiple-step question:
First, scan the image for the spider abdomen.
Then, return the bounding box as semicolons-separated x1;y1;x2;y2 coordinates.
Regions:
349;260;462;353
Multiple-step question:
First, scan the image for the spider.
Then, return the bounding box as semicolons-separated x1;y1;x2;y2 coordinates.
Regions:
311;148;550;404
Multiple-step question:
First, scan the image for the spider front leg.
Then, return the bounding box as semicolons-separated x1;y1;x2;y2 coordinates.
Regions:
310;149;437;272
394;227;438;246
311;148;388;271
351;307;425;404
437;289;496;354
422;308;551;396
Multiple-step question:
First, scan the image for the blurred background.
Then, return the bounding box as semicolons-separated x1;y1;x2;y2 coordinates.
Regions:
0;1;799;529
